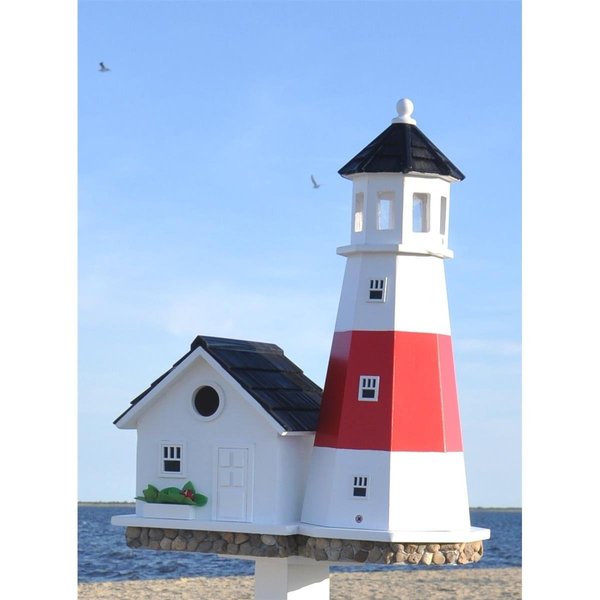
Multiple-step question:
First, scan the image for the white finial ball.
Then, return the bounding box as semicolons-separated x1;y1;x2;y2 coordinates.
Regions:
397;98;414;118
392;98;417;125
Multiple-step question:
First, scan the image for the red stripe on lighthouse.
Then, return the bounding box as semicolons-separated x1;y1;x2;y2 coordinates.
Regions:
438;335;463;451
314;330;463;452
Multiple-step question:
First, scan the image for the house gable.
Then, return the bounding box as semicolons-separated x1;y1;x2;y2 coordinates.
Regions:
114;335;322;433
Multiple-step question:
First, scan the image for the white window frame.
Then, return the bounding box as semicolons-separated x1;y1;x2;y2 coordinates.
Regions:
160;442;185;477
190;382;225;422
368;278;387;302
358;376;380;402
440;196;447;235
354;192;364;232
353;476;369;499
413;192;430;233
376;192;395;230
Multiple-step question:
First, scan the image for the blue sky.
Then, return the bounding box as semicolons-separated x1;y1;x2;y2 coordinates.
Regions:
77;0;521;506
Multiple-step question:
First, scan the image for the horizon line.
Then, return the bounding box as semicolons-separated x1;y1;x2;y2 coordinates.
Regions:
78;501;522;510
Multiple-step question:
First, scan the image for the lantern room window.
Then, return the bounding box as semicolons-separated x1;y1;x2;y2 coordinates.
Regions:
440;196;447;235
413;193;430;232
161;444;183;474
359;376;380;401
354;193;364;232
377;192;394;230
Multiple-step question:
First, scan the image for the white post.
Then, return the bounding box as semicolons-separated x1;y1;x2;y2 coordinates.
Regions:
254;558;330;600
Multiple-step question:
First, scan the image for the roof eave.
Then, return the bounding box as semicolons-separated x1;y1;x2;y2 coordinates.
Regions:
113;347;204;429
339;169;464;183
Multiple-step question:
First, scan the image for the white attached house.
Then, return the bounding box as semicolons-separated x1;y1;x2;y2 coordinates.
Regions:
113;335;321;530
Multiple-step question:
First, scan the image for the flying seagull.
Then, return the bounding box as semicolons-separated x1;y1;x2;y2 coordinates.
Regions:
310;175;321;189
98;62;110;72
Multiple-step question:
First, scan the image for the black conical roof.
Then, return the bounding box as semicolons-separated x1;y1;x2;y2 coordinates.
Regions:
338;122;465;181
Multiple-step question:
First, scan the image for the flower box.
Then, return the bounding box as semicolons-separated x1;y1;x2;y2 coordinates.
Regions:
136;501;197;520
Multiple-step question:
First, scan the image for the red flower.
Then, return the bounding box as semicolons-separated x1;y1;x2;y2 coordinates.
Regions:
181;488;194;499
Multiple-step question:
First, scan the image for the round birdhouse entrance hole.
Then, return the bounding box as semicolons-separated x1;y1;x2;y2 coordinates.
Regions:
193;386;220;417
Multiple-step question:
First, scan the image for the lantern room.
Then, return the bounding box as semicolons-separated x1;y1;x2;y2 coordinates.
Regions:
339;99;464;259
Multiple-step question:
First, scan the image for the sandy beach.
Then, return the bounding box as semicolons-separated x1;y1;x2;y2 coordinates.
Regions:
78;567;521;599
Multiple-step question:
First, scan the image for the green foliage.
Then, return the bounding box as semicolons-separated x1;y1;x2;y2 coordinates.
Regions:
193;493;208;507
157;487;190;504
134;483;159;502
145;484;159;500
136;481;208;506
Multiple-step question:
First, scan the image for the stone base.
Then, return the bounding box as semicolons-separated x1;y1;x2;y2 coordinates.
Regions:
125;527;484;566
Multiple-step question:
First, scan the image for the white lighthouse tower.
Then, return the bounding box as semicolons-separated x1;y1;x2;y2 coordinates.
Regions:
301;99;486;541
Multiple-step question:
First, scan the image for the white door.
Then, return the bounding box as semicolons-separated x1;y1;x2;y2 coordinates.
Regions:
216;447;249;521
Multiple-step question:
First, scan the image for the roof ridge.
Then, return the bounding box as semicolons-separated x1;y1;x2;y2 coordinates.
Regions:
191;335;284;355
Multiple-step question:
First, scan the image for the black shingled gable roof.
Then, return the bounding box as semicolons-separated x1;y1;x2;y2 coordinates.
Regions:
338;122;465;181
114;335;322;432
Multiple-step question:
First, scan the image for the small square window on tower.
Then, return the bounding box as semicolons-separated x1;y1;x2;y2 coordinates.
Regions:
368;278;387;302
353;476;368;497
358;376;380;401
161;443;183;474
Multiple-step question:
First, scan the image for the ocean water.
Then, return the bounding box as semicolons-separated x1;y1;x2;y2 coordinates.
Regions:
78;506;521;583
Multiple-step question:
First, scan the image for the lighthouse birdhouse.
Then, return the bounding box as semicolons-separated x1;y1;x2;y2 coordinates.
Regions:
112;99;489;600
301;98;480;539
